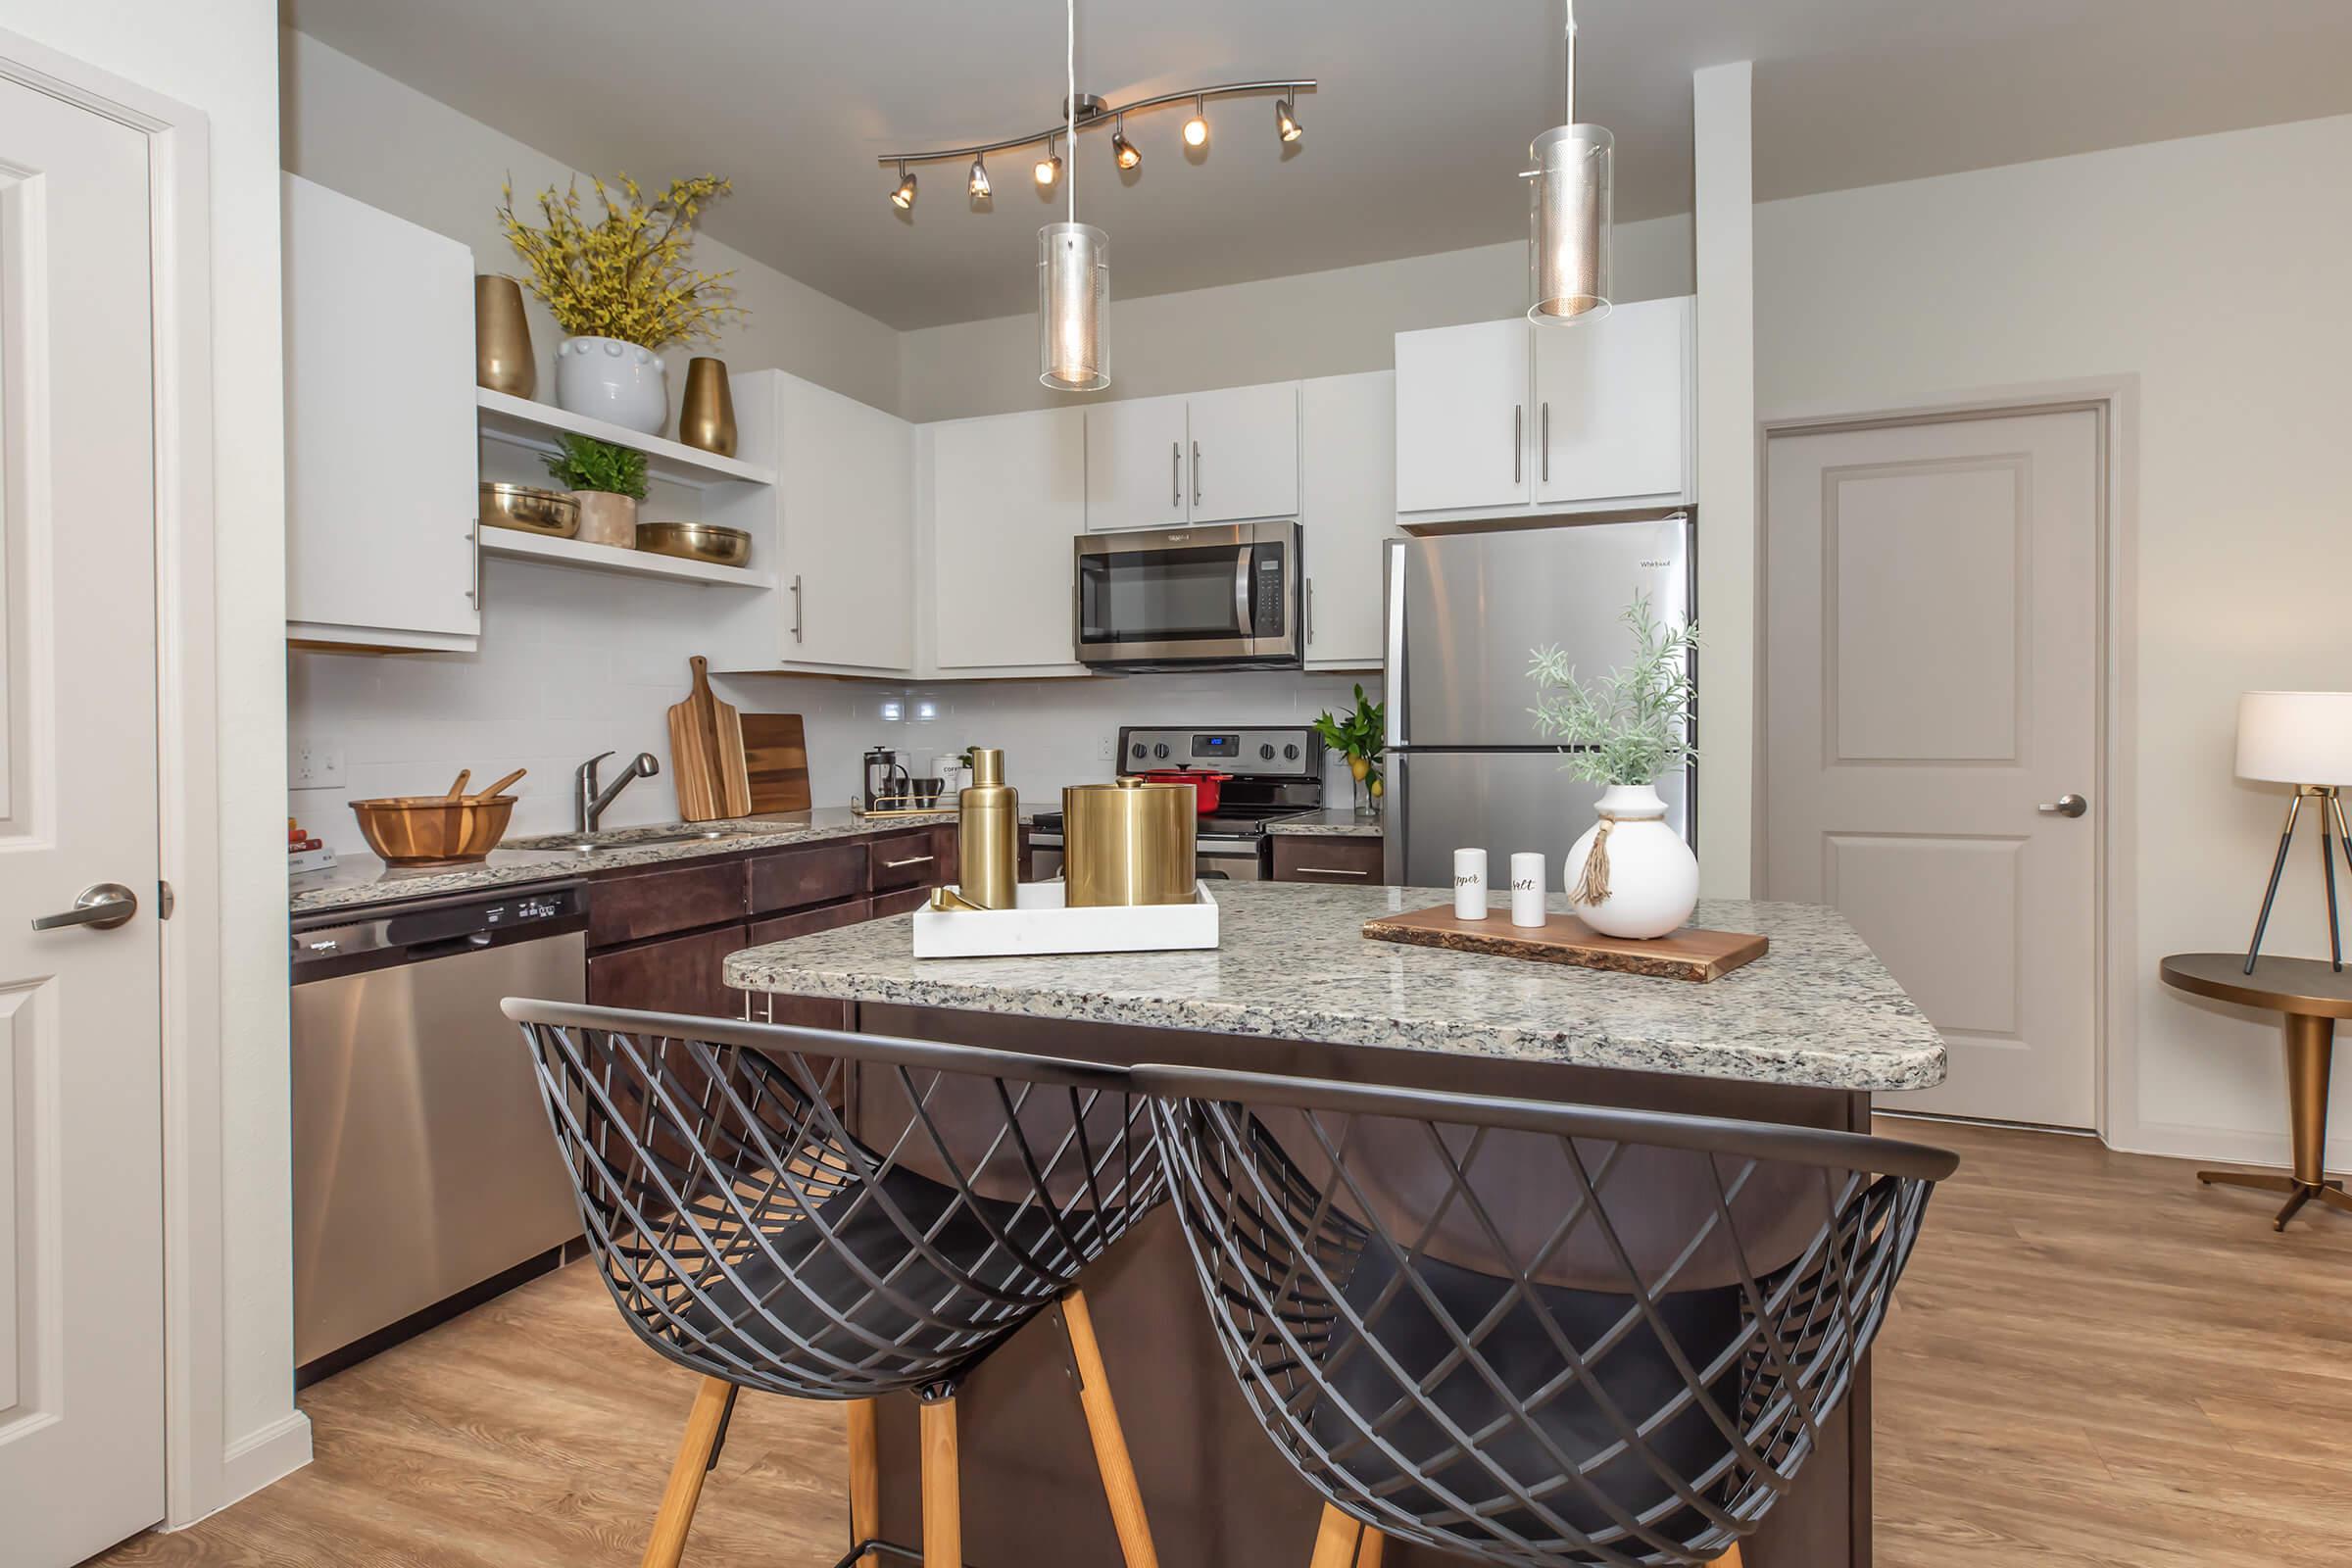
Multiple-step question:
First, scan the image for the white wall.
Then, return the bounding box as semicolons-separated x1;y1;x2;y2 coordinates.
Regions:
0;0;301;1522
1753;113;2352;1167
898;215;1694;423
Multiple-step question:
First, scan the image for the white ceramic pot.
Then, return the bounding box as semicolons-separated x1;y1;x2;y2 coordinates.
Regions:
554;335;667;434
1564;782;1699;940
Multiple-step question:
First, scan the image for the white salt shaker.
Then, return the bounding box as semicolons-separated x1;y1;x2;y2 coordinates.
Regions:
1510;852;1547;927
1452;848;1489;919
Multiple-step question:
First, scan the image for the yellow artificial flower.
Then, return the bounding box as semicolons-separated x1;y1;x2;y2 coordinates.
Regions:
497;172;745;350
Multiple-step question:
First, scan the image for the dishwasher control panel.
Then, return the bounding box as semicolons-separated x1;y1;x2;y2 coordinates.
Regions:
292;882;588;981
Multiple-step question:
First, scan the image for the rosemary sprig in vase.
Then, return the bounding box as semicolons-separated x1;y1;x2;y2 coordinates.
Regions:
1528;595;1700;939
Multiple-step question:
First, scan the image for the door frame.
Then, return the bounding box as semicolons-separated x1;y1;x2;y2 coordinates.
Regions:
1754;378;2140;1146
0;26;294;1535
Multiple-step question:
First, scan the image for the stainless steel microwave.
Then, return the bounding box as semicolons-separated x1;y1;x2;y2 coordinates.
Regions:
1073;520;1301;671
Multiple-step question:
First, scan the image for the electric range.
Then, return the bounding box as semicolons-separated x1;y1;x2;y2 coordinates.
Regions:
1030;724;1327;882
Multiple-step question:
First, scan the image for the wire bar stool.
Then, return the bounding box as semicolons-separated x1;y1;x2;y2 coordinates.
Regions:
504;1000;1167;1568
1135;1063;1956;1568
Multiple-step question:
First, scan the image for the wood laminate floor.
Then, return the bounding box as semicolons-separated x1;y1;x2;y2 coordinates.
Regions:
89;1119;2352;1567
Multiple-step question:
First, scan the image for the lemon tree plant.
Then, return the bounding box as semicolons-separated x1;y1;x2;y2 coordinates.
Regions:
1312;684;1387;812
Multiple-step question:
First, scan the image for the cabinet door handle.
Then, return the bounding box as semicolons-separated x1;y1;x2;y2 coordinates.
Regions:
1305;578;1314;646
1513;405;1524;485
1172;441;1181;508
1541;403;1550;484
1192;439;1201;507
466;522;481;607
790;574;805;643
1297;865;1371;878
882;855;937;869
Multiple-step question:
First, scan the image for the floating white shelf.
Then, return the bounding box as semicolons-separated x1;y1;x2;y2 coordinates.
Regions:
478;528;776;589
475;387;777;490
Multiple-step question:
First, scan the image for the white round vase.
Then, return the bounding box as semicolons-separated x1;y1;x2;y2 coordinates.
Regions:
1564;782;1699;940
554;335;667;434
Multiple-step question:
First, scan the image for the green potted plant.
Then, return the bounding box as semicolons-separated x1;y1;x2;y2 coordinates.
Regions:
542;433;650;548
1528;593;1700;939
1313;684;1387;818
498;172;744;434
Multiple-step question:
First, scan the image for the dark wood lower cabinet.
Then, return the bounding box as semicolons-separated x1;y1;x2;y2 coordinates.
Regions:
585;923;746;1017
1270;833;1385;884
745;899;872;1029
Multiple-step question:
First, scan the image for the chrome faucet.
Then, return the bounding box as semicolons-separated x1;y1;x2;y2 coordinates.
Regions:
575;751;662;833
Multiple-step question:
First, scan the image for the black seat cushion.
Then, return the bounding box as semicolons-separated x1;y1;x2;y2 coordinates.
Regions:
1306;1242;1745;1564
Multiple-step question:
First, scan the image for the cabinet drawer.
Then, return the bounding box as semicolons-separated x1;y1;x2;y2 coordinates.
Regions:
588;860;748;947
1271;834;1386;884
870;829;947;892
872;884;932;917
748;840;868;916
747;897;874;948
585;923;746;1019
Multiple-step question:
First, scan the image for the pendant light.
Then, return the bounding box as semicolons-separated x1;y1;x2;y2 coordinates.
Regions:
1528;0;1611;323
1039;0;1108;390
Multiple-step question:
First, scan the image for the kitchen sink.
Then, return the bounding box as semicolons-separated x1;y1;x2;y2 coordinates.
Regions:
511;826;758;854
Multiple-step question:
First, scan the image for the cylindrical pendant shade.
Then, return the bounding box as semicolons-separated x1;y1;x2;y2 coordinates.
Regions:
1038;222;1109;391
1528;123;1613;323
2236;691;2352;784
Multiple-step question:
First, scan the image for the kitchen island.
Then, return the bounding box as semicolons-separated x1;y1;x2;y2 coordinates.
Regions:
724;883;1944;1568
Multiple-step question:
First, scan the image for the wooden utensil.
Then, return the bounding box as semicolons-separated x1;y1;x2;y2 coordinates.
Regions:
740;713;813;814
666;655;752;822
1360;905;1768;983
472;766;527;801
445;769;471;799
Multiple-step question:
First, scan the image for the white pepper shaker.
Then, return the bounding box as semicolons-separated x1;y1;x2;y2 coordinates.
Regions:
1453;848;1489;919
1510;852;1547;928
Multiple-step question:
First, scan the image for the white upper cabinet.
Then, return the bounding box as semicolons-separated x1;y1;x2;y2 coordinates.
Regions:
1533;296;1692;507
1299;371;1398;670
282;173;479;651
930;408;1088;672
1084;394;1190;531
1396;299;1693;519
774;374;913;673
1186;381;1299;523
1395;318;1532;514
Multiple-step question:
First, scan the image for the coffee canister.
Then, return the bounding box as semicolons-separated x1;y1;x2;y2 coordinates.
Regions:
1061;778;1197;906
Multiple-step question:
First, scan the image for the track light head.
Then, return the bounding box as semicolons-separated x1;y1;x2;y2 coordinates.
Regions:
968;155;992;199
1111;115;1141;170
890;163;917;210
1275;97;1301;143
1035;145;1062;186
1183;96;1209;147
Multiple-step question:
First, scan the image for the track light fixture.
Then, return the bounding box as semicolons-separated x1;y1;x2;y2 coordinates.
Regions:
890;162;917;210
1034;134;1061;187
968;155;991;199
1111;114;1141;170
1274;96;1301;142
1183;95;1209;147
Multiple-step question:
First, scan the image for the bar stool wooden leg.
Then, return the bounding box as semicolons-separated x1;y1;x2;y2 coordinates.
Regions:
1718;1545;1744;1568
641;1376;735;1568
1308;1502;1377;1568
920;1397;961;1568
844;1397;881;1563
1356;1524;1387;1566
1059;1289;1162;1568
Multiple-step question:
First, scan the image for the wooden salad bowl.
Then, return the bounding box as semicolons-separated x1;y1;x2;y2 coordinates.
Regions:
350;767;525;865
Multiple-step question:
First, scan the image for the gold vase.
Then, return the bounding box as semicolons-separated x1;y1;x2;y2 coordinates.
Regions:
474;275;535;397
679;357;737;456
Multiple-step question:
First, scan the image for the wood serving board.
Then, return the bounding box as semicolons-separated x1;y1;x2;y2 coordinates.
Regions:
666;655;752;822
741;712;812;814
1361;905;1767;983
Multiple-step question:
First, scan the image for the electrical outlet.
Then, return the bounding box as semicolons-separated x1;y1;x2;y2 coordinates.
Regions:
289;741;346;790
1097;735;1116;761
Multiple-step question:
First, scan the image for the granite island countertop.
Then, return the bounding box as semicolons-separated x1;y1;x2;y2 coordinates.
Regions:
1264;809;1384;838
724;883;1946;1093
289;808;1007;917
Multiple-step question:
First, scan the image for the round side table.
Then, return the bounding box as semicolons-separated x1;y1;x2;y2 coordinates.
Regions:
2160;953;2352;1231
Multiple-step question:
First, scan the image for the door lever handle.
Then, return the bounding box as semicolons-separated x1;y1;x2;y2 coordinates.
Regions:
31;882;139;931
2036;793;2089;818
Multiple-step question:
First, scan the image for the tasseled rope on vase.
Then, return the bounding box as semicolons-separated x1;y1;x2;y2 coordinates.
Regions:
1571;814;1617;906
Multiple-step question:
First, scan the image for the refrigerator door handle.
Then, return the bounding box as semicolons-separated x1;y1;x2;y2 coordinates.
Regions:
1383;539;1409;749
1384;751;1408;886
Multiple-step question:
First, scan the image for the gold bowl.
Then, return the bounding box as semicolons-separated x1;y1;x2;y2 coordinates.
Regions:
636;520;752;567
479;482;580;537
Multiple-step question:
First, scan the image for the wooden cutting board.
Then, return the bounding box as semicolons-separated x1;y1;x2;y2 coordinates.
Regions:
665;655;751;822
740;712;812;814
1361;904;1767;983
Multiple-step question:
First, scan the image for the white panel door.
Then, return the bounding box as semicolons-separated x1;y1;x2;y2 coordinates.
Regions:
1394;318;1532;514
1084;393;1189;531
0;77;167;1565
1533;296;1691;507
1299;372;1399;669
1185;381;1299;524
282;173;478;648
932;409;1087;670
779;375;913;672
1766;411;2101;1128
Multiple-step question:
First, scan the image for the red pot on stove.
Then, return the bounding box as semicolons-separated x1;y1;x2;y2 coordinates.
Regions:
1141;769;1233;814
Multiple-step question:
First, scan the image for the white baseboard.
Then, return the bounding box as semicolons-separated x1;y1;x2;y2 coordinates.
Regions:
174;1409;313;1529
2102;1118;2345;1178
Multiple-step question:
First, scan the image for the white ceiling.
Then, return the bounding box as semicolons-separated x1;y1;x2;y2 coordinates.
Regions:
283;0;2352;330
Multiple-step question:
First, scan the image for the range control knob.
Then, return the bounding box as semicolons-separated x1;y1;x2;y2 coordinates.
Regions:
1129;742;1147;760
1284;743;1301;760
1153;742;1170;760
1259;743;1276;760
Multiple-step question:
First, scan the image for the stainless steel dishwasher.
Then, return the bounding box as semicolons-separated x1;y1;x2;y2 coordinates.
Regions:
289;882;588;1380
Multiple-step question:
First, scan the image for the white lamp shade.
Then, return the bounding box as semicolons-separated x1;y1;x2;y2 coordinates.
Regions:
2235;691;2352;784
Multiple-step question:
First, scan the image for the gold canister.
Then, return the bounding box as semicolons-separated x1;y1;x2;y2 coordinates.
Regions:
1062;778;1198;906
679;356;738;456
957;747;1020;910
474;275;536;397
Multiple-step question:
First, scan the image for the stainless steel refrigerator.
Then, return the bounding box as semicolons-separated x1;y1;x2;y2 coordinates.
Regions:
1383;514;1694;890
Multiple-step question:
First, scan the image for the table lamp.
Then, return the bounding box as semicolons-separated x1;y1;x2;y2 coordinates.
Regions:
2235;691;2352;973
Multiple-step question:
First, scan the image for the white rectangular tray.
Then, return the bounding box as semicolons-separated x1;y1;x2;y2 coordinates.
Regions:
911;880;1219;958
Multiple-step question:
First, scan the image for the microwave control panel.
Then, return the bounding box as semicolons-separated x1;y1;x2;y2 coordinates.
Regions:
1251;547;1287;633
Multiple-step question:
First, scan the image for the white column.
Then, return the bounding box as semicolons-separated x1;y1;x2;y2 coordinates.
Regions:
1692;62;1755;899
